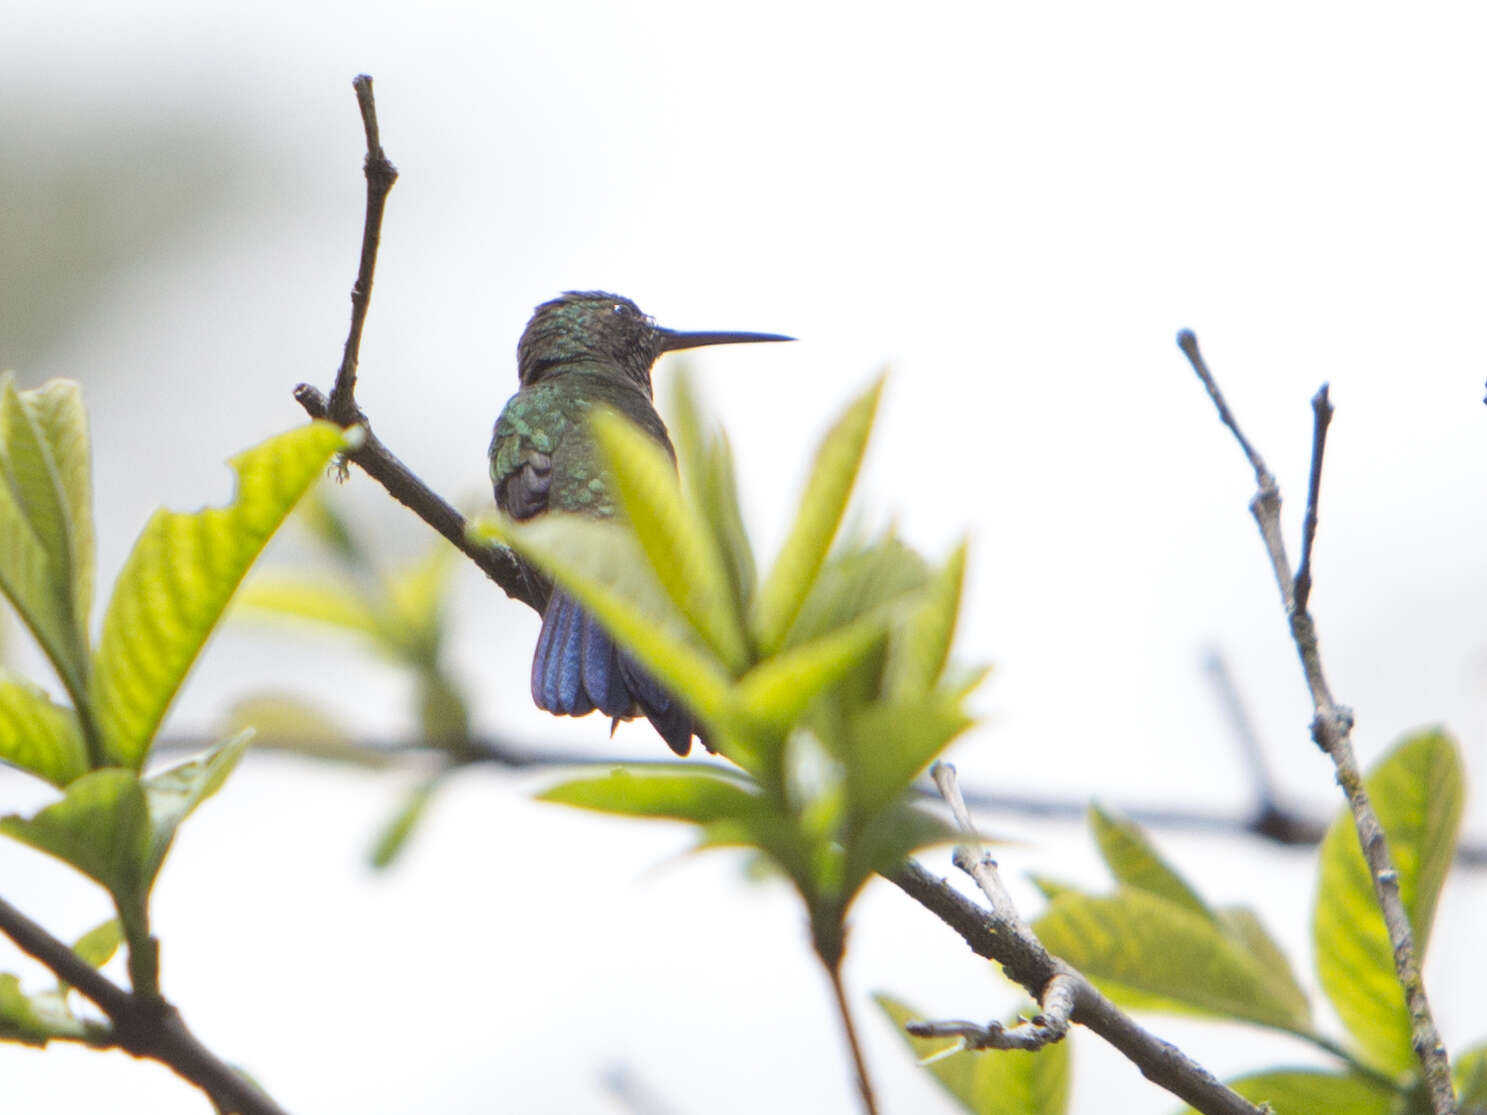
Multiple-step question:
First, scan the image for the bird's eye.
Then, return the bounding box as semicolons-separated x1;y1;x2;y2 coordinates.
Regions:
611;303;626;315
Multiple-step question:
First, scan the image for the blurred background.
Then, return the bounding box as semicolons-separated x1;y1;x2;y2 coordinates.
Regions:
3;1;1486;1111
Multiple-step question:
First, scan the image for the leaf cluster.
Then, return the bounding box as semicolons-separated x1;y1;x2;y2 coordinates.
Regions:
0;374;346;1034
875;730;1484;1115
483;373;982;969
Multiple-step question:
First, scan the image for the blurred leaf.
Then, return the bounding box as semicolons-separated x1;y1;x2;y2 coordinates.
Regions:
699;431;756;614
786;535;929;649
875;994;1071;1115
1314;730;1464;1075
69;918;124;972
369;776;440;870
540;767;760;827
225;693;388;767
846;696;973;819
0;671;86;786
1217;906;1308;1026
751;376;884;655
1033;888;1312;1032
478;514;733;726
734;613;887;731
296;485;365;568
883;542;965;699
1088;805;1212;921
416;672;470;750
235;574;381;640
386;545;455;639
844;800;958;897
0;769;151;904
1176;1070;1395;1115
140;732;251;885
1456;1043;1487;1112
592;409;750;671
0;973;89;1047
92;421;348;767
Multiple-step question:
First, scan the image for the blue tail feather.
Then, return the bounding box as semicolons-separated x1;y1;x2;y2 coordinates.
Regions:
531;588;698;754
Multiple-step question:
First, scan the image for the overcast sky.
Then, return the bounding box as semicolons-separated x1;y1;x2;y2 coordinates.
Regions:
3;3;1486;1112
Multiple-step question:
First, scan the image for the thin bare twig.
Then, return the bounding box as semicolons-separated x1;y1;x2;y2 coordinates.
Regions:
886;858;1264;1115
328;74;398;426
291;79;543;614
0;896;291;1115
1293;385;1332;612
827;961;880;1115
1178;329;1456;1115
888;763;1265;1114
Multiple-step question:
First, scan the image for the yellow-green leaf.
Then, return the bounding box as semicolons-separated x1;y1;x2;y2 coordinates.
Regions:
0;768;151;903
92;422;347;766
751;376;883;655
369;775;440;870
592;408;750;671
16;380;94;636
224;693;387;767
1176;1071;1395;1115
883;541;966;699
0;973;88;1047
846;696;973;819
0;671;86;787
1313;729;1465;1076
733;612;888;730
0;435;86;704
699;431;757;615
477;514;732;725
540;767;760;825
1455;1043;1487;1111
1089;805;1212;921
1033;888;1312;1032
1218;906;1309;1029
235;574;382;640
140;731;251;884
875;994;1071;1115
69;918;124;972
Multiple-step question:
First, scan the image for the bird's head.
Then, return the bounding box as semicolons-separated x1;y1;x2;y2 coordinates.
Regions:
516;291;791;393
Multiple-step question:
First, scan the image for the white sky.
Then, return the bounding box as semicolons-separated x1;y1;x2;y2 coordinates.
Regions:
3;2;1487;1112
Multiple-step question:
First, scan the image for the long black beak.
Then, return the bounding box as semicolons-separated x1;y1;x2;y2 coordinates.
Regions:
655;328;795;354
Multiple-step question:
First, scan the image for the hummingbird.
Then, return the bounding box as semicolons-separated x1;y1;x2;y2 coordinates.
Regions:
491;291;792;755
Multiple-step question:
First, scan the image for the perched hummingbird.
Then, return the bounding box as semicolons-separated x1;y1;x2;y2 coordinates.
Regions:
491;291;791;755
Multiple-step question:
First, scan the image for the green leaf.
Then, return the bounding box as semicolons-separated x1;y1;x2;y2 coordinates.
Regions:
69;918;124;971
0;671;86;786
1313;729;1465;1076
224;693;389;767
883;542;966;698
733;613;888;731
539;766;760;827
1176;1070;1396;1115
875;994;1071;1115
2;379;94;644
139;731;251;885
369;776;440;870
0;769;151;903
1455;1043;1487;1112
1033;888;1312;1032
591;409;750;671
784;534;929;649
478;514;733;726
1217;906;1309;1028
92;421;348;766
846;695;973;819
0;417;88;707
843;800;958;898
751;376;884;655
662;370;756;612
0;973;89;1047
1088;805;1212;920
235;574;382;640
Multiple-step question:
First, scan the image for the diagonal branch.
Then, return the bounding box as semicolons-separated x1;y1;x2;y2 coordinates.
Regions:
1177;329;1456;1115
0;895;292;1115
292;77;544;614
886;763;1266;1115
